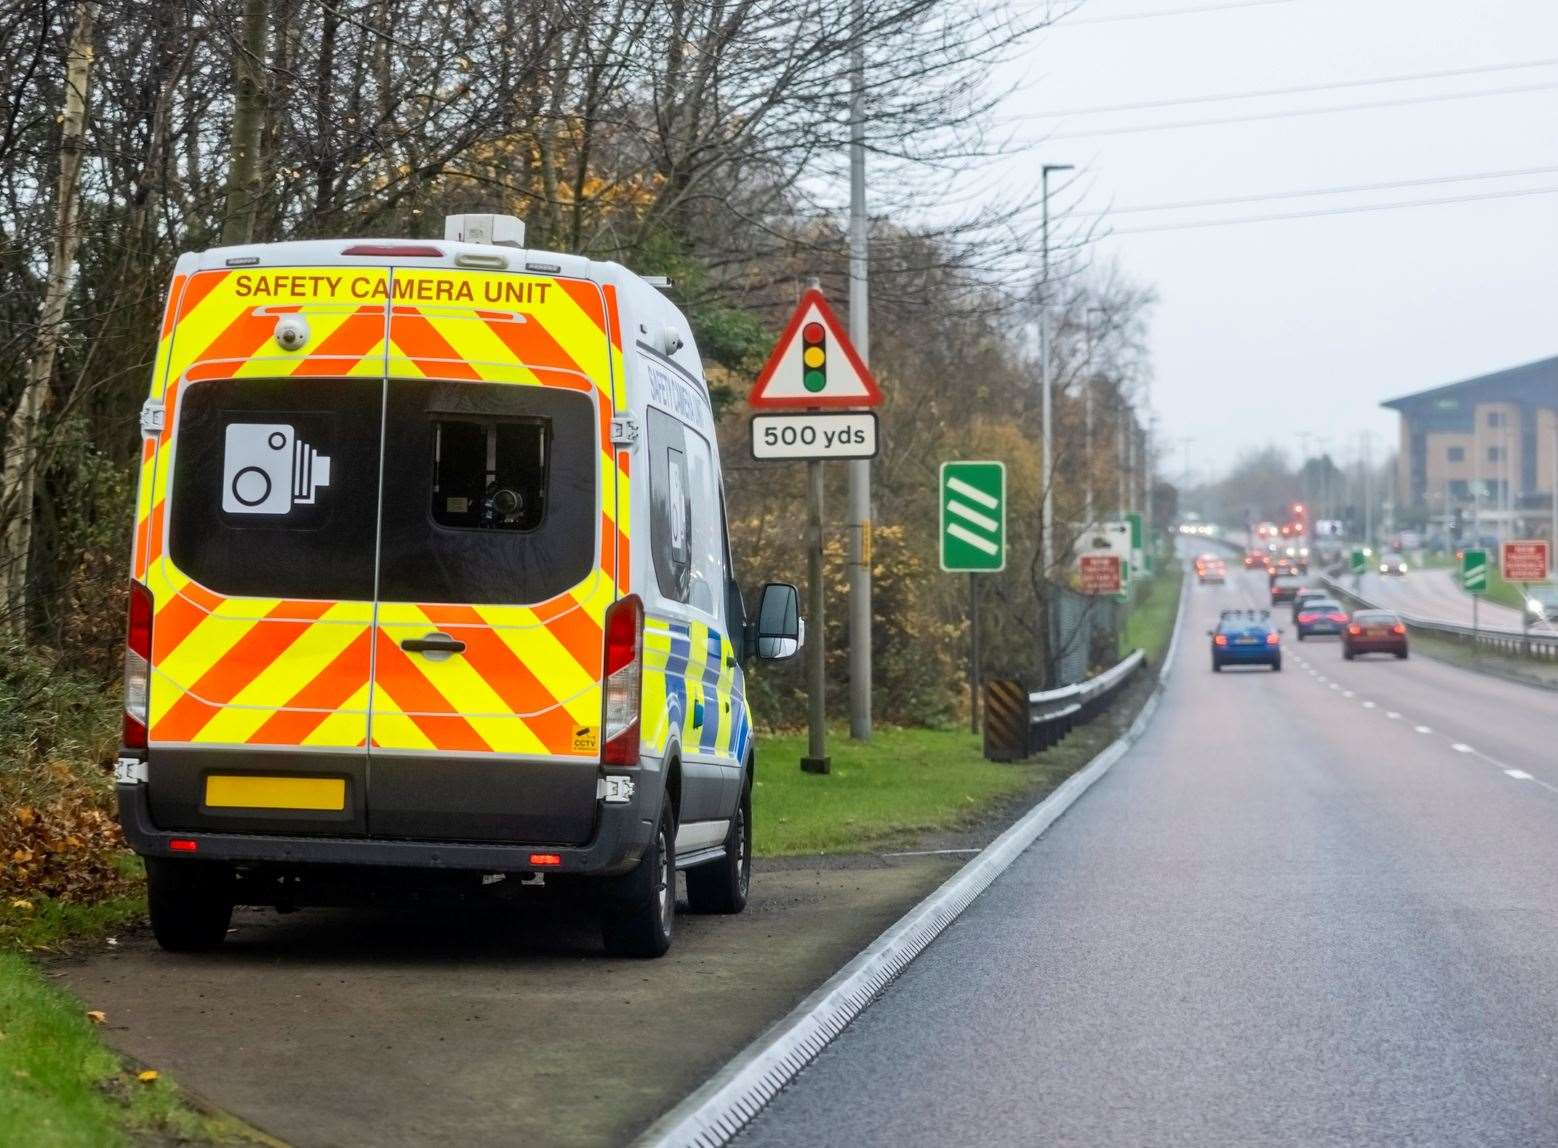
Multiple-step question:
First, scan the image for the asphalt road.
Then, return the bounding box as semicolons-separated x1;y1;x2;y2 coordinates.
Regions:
63;856;961;1147
1355;567;1528;631
740;566;1558;1147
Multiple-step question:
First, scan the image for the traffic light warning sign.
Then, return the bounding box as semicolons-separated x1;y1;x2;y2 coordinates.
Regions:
749;288;882;409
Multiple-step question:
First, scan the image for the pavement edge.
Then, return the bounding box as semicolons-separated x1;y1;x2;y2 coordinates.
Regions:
637;568;1189;1148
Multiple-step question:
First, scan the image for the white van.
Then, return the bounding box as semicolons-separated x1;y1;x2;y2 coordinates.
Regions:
117;214;802;957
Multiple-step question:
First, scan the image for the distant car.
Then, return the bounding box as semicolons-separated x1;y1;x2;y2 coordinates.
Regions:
1210;609;1282;672
1243;550;1266;569
1524;585;1558;627
1295;598;1349;640
1193;553;1220;574
1378;552;1408;575
1270;574;1306;604
1343;610;1408;659
1197;559;1226;585
1291;588;1328;622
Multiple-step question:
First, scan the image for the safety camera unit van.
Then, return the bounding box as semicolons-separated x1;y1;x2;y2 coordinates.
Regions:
117;214;803;958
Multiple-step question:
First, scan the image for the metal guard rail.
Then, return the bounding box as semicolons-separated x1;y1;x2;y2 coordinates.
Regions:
1320;574;1558;663
1027;648;1146;752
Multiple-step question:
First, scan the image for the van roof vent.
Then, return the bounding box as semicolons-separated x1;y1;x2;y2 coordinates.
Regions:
444;213;526;249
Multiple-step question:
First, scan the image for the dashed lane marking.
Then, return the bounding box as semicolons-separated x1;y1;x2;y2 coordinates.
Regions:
1343;690;1355;698
1506;770;1534;781
1452;743;1474;754
1416;725;1433;734
1362;701;1376;709
1386;711;1401;719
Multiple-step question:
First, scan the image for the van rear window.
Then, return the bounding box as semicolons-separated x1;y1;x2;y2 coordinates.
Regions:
167;378;383;601
377;380;597;605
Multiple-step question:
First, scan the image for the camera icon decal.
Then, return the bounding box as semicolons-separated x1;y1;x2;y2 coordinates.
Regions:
221;423;333;516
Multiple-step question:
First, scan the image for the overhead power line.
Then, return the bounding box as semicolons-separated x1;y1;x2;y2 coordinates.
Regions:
1043;80;1558;140
1109;183;1558;235
1016;58;1558;119
1081;164;1558;216
1058;0;1300;26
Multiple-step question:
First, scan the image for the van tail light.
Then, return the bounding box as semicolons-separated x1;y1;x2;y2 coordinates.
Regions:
123;580;153;749
1327;612;1348;623
1348;624;1362;636
1266;632;1280;645
601;594;644;766
1213;634;1228;646
1392;623;1407;635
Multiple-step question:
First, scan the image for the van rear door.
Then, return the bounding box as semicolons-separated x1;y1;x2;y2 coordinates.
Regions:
140;269;388;836
365;269;623;845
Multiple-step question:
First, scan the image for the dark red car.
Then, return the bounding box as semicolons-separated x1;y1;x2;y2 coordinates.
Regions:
1343;609;1409;660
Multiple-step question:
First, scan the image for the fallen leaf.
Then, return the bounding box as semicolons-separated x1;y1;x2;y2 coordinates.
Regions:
136;1070;159;1084
8;900;32;912
86;1010;106;1025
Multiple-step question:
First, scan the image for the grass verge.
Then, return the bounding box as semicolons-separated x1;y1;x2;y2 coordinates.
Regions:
0;886;259;1147
1122;562;1185;664
753;726;1095;856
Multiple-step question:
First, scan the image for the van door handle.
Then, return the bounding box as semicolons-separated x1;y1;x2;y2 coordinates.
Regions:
401;633;466;655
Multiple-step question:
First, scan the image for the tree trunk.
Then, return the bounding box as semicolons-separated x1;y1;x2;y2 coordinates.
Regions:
219;0;270;246
1;0;98;638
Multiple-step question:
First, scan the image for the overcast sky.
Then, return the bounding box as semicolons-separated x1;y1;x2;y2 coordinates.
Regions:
986;0;1558;484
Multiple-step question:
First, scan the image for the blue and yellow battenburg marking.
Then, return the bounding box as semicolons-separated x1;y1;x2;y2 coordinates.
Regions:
642;617;748;762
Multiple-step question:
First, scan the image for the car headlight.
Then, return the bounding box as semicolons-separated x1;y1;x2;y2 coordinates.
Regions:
1379;564;1388;572
1400;563;1408;572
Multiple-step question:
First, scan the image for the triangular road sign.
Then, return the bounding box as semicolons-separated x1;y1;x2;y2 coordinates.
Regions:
750;287;882;409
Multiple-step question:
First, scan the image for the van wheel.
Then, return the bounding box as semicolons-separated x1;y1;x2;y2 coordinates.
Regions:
602;803;675;958
687;777;751;915
145;858;234;952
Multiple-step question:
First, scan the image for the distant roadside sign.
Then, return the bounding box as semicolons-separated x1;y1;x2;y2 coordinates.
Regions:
750;412;878;461
1349;549;1367;575
1462;547;1489;593
1501;539;1550;583
940;461;1005;572
1079;554;1122;595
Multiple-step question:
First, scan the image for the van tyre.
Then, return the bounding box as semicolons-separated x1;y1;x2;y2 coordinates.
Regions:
601;802;675;958
687;776;751;915
145;858;234;952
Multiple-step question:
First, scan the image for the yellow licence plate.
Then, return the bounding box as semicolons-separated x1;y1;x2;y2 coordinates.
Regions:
204;775;346;811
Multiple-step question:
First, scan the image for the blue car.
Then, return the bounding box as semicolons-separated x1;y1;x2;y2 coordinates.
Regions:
1210;609;1282;672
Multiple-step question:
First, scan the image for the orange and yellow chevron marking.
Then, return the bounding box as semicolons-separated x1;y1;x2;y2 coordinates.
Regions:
138;265;629;755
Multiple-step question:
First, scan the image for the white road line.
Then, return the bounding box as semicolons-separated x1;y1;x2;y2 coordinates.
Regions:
1452;743;1474;754
1506;769;1534;781
1362;701;1376;708
946;476;999;509
1416;725;1433;734
1343;690;1355;698
945;522;998;555
1329;683;1340;690
879;848;982;858
1386;711;1401;719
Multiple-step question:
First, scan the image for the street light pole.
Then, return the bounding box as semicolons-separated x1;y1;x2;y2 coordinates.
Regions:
1039;162;1073;581
845;0;872;741
1083;305;1105;529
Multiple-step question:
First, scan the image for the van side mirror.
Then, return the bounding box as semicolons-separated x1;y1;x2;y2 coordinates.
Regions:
753;582;803;661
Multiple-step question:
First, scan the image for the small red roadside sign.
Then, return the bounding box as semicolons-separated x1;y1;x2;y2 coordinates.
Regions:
1079;554;1122;595
1501;539;1551;582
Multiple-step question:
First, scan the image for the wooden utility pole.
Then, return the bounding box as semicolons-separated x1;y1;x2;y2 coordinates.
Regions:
1;1;99;637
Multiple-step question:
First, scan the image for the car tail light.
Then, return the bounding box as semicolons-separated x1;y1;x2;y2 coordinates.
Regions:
1348;624;1362;635
1327;612;1348;623
1298;612;1317;623
601;594;644;766
1266;632;1280;645
169;838;198;853
1392;623;1406;635
528;853;562;868
124;580;153;749
1214;634;1228;646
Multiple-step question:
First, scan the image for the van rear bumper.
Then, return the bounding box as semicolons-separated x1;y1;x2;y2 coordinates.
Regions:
116;782;655;876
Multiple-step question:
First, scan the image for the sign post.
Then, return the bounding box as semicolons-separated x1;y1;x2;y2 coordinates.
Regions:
750;286;882;773
1463;547;1488;639
941;462;1006;734
1502;541;1550;656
